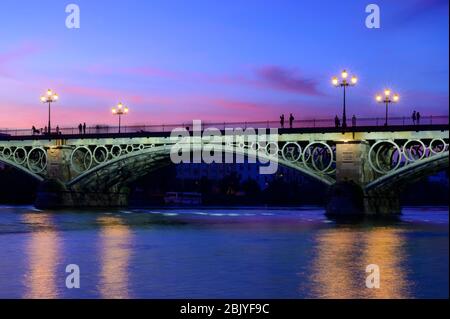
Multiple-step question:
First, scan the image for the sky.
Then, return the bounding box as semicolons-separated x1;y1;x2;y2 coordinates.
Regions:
0;0;448;128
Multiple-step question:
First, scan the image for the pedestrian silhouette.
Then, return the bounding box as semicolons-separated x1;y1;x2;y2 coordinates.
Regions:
83;123;86;134
31;126;37;135
416;112;421;125
280;114;285;128
78;123;82;134
56;126;60;135
289;113;294;129
44;126;48;135
412;111;417;125
352;115;356;128
334;115;340;128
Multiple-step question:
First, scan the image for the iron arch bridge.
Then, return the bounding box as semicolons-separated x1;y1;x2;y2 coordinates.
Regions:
365;138;449;193
1;140;339;189
0;124;448;213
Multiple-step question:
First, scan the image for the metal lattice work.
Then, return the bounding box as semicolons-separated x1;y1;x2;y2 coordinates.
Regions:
65;140;338;191
368;138;449;175
69;144;156;174
278;141;336;175
68;141;337;177
0;146;47;177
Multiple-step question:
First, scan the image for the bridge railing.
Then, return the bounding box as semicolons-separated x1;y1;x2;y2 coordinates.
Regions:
0;115;448;137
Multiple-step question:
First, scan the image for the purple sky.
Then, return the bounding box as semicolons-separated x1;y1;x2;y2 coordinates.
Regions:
0;0;448;128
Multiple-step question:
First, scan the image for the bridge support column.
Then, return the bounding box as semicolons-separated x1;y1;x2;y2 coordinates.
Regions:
34;144;130;209
326;140;400;217
35;182;129;209
363;190;401;216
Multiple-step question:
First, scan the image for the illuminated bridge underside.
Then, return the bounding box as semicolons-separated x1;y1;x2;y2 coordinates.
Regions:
67;144;336;192
0;156;45;182
366;151;449;193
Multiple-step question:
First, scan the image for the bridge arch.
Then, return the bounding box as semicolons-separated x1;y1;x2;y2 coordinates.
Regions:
365;151;449;193
0;157;45;182
66;144;336;192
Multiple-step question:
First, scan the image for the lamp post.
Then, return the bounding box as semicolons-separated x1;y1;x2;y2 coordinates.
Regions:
111;102;129;133
332;70;357;129
376;89;399;126
40;89;59;135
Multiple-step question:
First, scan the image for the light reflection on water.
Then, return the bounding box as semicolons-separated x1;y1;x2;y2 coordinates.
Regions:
311;228;410;299
0;206;447;299
97;216;132;299
22;213;60;299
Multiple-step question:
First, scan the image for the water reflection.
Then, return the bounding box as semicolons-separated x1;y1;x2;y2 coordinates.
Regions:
362;228;410;298
97;215;133;299
310;229;361;298
310;226;410;298
22;213;60;299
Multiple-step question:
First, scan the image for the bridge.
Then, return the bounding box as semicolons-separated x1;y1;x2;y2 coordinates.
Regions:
0;116;448;216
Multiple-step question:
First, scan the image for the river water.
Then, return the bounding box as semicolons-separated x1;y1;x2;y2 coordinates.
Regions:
0;206;448;299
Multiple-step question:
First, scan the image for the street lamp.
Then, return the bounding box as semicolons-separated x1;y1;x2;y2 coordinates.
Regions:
40;89;59;135
332;70;358;129
376;89;399;126
111;102;129;133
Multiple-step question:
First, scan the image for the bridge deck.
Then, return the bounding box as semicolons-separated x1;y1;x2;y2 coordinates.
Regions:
0;124;448;141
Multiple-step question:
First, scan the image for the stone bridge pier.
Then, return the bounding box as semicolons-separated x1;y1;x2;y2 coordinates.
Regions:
33;145;129;209
326;141;400;217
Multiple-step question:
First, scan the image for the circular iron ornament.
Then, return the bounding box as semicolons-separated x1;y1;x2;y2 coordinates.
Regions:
375;141;402;174
265;142;279;157
110;145;122;158
93;146;109;164
250;142;260;151
281;142;302;163
368;140;402;174
27;147;48;174
403;139;426;162
13;147;27;165
70;146;93;173
126;145;134;153
429;138;448;155
1;147;12;160
302;142;334;173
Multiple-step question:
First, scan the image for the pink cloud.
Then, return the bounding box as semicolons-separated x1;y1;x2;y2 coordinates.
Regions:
84;63;323;97
0;42;41;78
253;66;323;96
58;83;177;107
86;64;181;80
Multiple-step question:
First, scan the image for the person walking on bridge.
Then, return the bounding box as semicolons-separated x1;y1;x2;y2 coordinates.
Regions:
289;113;294;129
83;123;87;134
352;115;356;128
334;115;340;128
78;123;82;134
280;114;285;128
416;112;421;125
412;111;417;125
